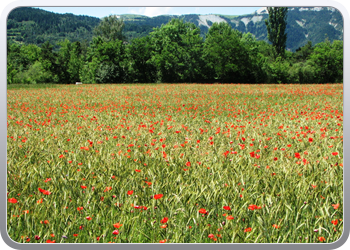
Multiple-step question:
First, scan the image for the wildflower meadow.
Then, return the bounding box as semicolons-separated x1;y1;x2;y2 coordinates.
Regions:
7;83;343;243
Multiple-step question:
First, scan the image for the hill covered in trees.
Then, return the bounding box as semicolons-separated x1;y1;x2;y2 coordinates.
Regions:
7;7;343;51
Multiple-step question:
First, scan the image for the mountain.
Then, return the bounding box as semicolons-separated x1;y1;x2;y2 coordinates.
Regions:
7;7;343;51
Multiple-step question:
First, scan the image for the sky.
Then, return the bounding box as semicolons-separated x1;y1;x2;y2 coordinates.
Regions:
36;7;262;18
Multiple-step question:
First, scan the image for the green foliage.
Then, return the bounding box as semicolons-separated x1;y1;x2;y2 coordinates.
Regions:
81;36;126;83
125;36;157;83
309;40;343;83
203;23;258;83
149;19;205;83
93;15;125;42
13;61;52;84
265;7;288;58
6;18;343;84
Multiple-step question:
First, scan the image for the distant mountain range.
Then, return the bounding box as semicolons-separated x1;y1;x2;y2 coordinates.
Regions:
7;7;343;51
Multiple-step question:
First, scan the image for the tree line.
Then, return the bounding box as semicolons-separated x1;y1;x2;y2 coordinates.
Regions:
7;13;343;84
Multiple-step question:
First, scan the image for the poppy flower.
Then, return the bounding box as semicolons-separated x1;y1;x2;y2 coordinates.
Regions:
208;234;215;239
80;185;87;189
332;204;340;209
226;215;234;220
77;207;84;211
161;217;168;224
8;198;17;203
159;239;167;243
73;234;78;237
154;194;163;200
272;224;280;228
332;152;339;156
113;222;123;228
295;152;301;159
331;219;338;226
127;190;134;195
160;225;167;229
186;162;191;167
112;230;119;235
248;204;258;210
223;206;231;211
244;227;252;233
318;236;326;242
46;239;56;243
35;235;40;240
135;169;141;172
199;208;207;214
86;216;92;221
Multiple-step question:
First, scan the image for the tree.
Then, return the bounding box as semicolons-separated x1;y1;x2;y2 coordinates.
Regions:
309;39;343;83
81;36;126;83
149;19;205;83
126;36;157;83
93;15;125;41
203;22;256;83
265;7;288;58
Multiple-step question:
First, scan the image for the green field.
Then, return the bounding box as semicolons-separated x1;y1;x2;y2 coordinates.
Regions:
7;84;343;243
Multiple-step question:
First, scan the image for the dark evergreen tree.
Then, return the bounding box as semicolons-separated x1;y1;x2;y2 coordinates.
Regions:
265;7;288;58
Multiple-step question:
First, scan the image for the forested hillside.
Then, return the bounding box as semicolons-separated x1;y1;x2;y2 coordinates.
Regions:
7;7;343;51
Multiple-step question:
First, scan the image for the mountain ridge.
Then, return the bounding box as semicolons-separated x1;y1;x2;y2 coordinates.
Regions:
7;7;343;51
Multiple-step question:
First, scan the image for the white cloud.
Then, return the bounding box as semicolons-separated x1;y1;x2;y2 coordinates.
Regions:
130;7;173;17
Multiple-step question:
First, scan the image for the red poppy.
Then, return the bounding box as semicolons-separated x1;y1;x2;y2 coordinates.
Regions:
332;204;340;209
208;234;215;239
226;215;234;220
44;178;52;183
244;227;252;233
248;204;258;210
186;162;191;167
112;230;119;235
295;152;301;159
8;198;17;203
86;216;92;221
73;234;78;237
127;190;134;195
199;208;207;214
223;206;231;211
159;239;167;243
113;222;123;228
161;217;169;224
135;169;141;172
46;239;56;243
154;194;163;200
77;206;84;211
332;152;339;156
318;236;326;242
38;188;51;195
80;185;87;189
272;224;280;228
331;219;338;226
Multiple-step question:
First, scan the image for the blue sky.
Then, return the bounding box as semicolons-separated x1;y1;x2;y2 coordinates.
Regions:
37;7;262;18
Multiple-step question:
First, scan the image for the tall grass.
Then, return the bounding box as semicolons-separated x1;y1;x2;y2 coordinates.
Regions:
7;84;343;243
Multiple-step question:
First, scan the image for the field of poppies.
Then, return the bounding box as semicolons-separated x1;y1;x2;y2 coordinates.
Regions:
7;84;343;243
